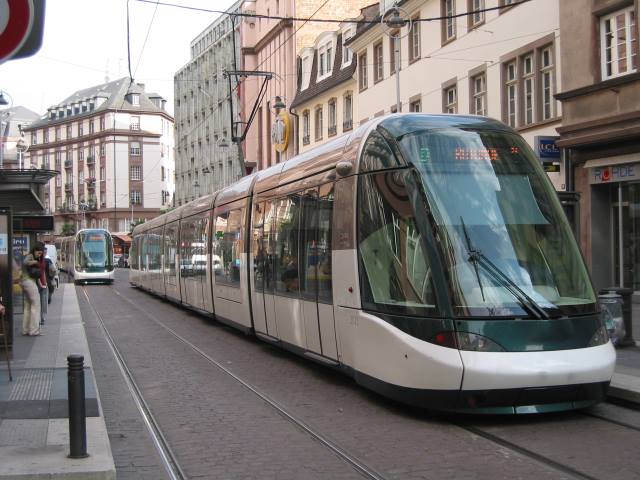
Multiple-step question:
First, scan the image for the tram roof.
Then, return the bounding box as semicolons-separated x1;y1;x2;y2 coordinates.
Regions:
376;114;514;139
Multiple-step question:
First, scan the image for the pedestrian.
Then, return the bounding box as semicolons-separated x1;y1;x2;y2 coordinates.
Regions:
44;254;57;305
36;246;49;326
21;243;44;336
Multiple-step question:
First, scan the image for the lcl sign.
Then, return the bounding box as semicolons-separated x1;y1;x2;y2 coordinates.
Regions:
0;0;46;64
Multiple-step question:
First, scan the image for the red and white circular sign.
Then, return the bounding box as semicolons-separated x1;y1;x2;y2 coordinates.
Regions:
0;0;35;63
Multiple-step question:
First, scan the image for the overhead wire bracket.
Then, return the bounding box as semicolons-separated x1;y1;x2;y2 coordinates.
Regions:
223;70;273;143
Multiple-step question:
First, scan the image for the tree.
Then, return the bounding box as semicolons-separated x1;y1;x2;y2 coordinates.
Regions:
129;218;145;235
60;223;75;236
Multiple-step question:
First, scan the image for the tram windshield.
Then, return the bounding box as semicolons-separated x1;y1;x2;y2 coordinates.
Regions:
76;231;113;270
396;127;596;317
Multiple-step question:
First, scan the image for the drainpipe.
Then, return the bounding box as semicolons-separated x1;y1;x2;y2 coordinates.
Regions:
288;106;299;157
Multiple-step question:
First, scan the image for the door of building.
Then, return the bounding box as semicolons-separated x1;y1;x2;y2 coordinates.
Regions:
612;182;640;290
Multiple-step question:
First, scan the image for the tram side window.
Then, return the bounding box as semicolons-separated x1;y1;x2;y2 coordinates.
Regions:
179;218;196;277
192;213;209;278
299;189;319;300
358;170;437;315
164;222;178;278
214;209;243;287
252;202;265;291
361;130;406;172
140;234;148;271
299;184;334;303
263;201;276;293
317;183;334;303
149;231;162;271
275;195;301;295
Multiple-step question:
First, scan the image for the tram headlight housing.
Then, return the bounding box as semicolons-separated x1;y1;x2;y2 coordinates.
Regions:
456;332;506;352
588;324;609;347
432;331;505;352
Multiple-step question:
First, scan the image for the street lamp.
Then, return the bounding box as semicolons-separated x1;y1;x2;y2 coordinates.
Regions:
381;5;412;113
16;138;27;170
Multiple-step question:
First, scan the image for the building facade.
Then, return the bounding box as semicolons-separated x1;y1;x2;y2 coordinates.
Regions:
240;0;372;169
24;78;175;234
556;0;639;292
290;5;377;151
174;0;244;206
0;106;40;169
349;0;564;187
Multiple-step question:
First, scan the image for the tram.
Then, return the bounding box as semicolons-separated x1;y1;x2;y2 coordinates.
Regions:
130;114;615;414
56;228;115;284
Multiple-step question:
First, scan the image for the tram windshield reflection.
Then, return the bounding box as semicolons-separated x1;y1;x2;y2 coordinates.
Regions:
398;128;596;317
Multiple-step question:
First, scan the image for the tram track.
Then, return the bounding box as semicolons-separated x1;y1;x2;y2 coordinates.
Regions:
452;422;600;480
85;279;640;480
81;287;187;480
84;284;389;480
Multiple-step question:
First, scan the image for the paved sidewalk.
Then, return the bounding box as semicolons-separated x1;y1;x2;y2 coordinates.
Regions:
0;284;115;479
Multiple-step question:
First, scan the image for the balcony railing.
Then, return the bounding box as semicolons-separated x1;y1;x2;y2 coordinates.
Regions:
328;125;337;137
86;156;95;165
129;124;140;131
64;160;73;168
302;134;310;146
343;119;353;131
64;183;73;191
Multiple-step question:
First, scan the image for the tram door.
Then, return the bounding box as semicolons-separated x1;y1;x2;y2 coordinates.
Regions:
251;201;278;338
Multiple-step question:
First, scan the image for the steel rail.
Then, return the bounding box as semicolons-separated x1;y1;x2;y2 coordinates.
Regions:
81;286;187;480
452;422;600;480
110;286;387;480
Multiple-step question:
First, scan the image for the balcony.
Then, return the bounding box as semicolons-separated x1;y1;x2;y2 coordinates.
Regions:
64;183;73;191
343;119;353;131
129;123;140;131
86;156;95;165
302;134;310;146
86;177;96;189
64;160;73;168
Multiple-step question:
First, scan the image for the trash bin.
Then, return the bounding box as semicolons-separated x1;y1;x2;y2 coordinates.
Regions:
598;292;625;346
599;287;634;346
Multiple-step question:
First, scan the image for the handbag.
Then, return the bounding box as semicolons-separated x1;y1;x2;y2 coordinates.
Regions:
28;265;41;280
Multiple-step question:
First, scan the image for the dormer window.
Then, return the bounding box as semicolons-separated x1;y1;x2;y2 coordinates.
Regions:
318;40;333;79
342;27;355;67
300;48;314;90
130;93;140;106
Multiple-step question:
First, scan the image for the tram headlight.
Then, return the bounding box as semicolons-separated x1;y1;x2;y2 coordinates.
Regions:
456;332;505;352
588;325;609;347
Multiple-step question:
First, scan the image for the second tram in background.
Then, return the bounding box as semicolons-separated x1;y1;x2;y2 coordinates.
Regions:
130;114;615;414
56;229;115;284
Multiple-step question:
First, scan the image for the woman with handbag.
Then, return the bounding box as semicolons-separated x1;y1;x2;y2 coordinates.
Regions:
21;243;44;336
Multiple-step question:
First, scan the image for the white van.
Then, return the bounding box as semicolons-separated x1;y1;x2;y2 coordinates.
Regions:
44;243;60;288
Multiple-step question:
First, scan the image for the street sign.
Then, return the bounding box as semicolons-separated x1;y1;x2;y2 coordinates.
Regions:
0;0;46;64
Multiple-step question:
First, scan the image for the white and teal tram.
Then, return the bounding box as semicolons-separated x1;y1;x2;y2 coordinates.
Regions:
130;114;615;414
56;228;115;284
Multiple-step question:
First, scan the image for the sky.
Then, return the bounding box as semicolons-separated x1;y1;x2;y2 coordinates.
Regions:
1;0;238;116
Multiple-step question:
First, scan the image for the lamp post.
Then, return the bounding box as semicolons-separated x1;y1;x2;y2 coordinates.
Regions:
16;138;27;170
381;6;412;113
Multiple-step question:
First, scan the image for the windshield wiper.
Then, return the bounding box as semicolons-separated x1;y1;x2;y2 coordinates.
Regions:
461;216;485;302
459;217;549;320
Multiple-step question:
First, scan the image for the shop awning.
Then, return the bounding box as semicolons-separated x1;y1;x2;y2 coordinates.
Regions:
583;153;640;169
111;233;132;243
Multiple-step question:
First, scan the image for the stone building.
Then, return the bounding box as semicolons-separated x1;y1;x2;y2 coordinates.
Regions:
23;78;175;234
349;0;564;187
173;0;244;206
556;0;639;292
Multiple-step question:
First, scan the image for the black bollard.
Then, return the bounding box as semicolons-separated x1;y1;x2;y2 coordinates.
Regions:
67;354;89;458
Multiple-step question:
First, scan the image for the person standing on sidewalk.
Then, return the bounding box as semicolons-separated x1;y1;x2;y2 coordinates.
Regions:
36;243;49;326
44;254;57;305
21;243;44;336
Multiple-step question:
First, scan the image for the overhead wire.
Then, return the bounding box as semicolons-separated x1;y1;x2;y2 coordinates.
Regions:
131;0;532;25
